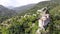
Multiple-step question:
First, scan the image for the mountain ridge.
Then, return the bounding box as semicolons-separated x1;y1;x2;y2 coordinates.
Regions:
12;4;36;13
0;5;17;23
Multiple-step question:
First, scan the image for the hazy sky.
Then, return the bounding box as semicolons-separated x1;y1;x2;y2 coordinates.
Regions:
0;0;49;7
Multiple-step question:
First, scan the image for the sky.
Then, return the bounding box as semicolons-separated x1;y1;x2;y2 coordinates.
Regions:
0;0;49;7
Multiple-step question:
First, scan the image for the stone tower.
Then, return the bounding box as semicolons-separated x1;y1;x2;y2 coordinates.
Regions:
36;7;50;34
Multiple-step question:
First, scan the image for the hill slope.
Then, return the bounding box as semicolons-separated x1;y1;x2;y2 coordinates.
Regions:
18;1;59;16
13;4;36;13
0;5;17;23
51;0;60;3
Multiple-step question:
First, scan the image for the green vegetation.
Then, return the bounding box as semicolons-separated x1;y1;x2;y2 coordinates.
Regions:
48;6;60;34
0;14;38;34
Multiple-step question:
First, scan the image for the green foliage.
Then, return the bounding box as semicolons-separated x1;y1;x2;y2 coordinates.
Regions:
46;5;60;34
0;13;38;34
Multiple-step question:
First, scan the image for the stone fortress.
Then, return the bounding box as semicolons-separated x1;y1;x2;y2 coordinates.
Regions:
36;7;50;34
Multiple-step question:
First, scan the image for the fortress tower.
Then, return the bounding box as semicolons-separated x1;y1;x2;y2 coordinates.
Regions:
36;7;50;34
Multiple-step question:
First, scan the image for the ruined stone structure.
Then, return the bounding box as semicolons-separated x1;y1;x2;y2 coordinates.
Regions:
36;7;50;34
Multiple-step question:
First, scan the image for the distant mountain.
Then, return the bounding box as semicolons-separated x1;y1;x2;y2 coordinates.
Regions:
0;5;17;17
0;5;17;22
0;4;35;22
13;4;36;13
6;6;15;9
51;0;60;3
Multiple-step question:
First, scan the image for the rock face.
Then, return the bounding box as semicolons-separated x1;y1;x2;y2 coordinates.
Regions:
36;7;50;34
